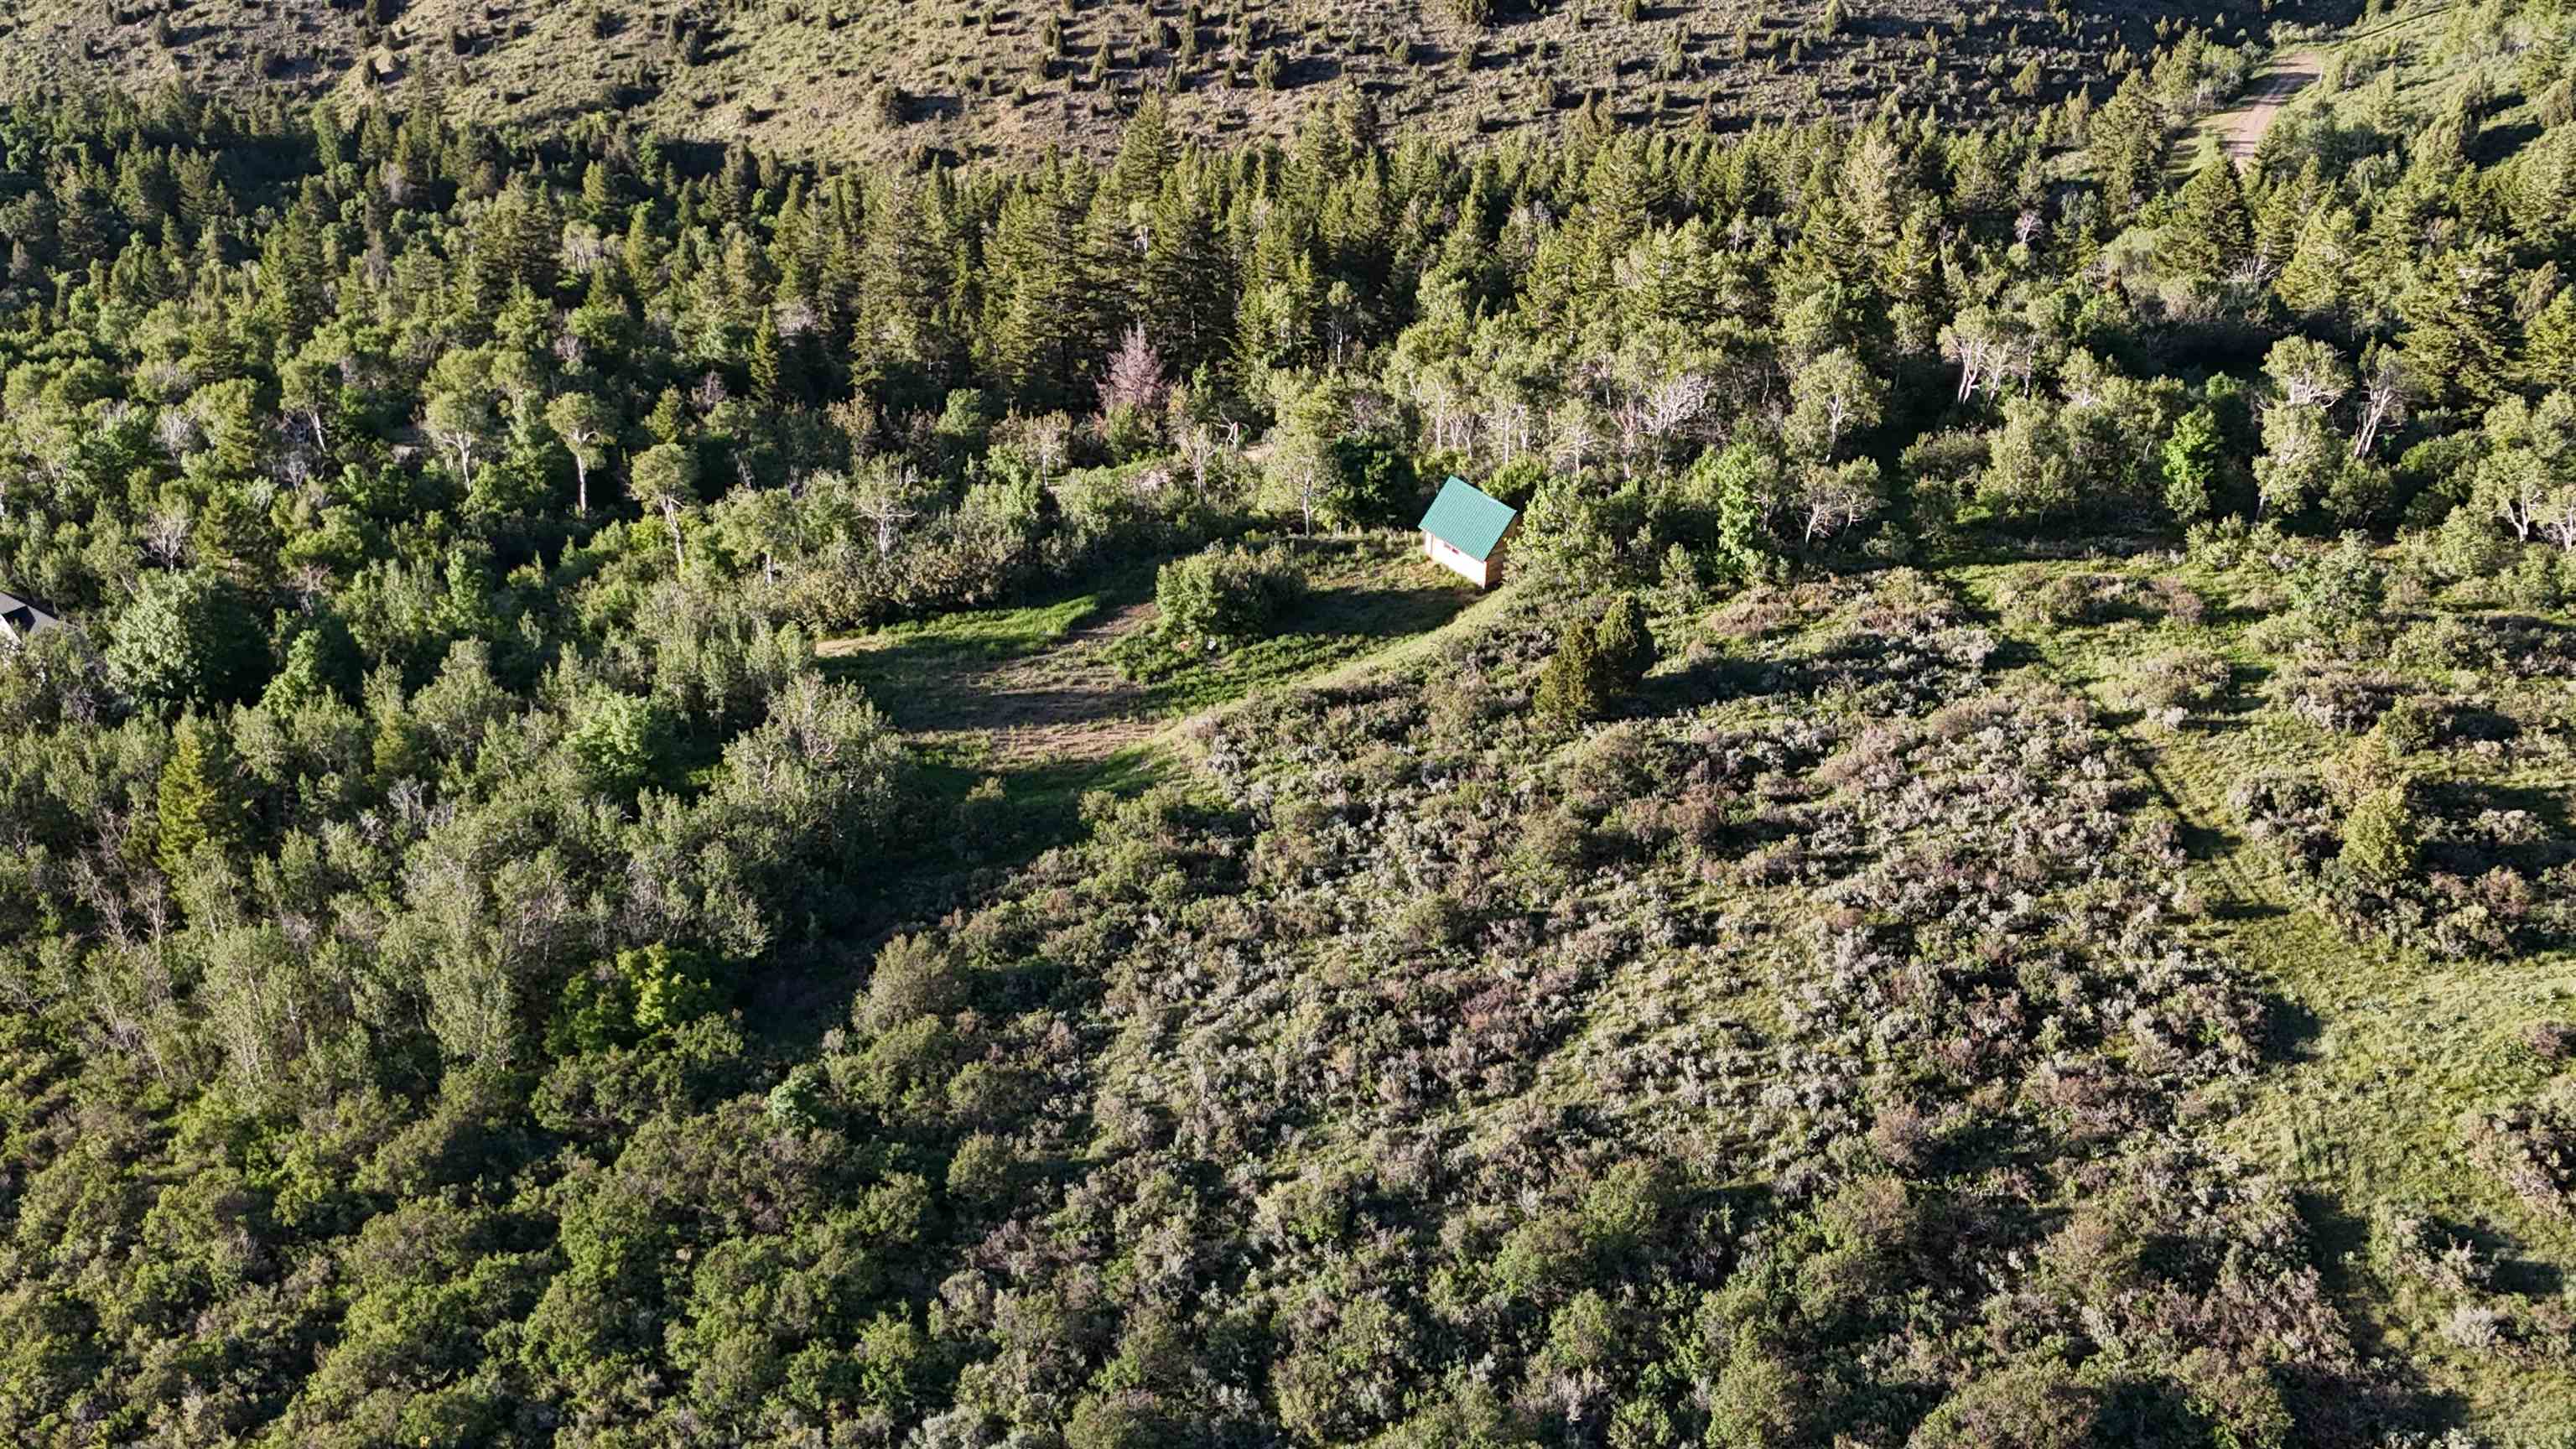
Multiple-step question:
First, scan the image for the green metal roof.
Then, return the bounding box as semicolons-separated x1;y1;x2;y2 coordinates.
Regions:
1418;477;1518;562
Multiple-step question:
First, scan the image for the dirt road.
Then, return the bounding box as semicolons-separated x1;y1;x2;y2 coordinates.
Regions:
2213;49;2326;165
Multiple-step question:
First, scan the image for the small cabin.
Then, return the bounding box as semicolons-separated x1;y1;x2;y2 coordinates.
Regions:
0;589;59;644
1418;476;1519;589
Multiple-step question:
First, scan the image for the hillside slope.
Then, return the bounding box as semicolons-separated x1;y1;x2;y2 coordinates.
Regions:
5;0;2311;159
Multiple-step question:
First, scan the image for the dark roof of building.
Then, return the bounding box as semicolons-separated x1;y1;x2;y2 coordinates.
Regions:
1418;476;1518;562
0;589;61;641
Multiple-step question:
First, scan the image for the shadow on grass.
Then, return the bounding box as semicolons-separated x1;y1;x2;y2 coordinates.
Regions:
2259;991;2324;1063
2173;807;2246;865
1140;576;1477;714
1632;650;1769;715
740;742;1173;1050
2290;1190;2467;1438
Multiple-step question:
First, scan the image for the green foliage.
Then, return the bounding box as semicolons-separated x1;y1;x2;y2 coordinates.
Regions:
1704;441;1781;584
1535;614;1612;721
2163;404;2223;523
2169;156;2253;281
0;34;2573;1446
1150;543;1306;652
156;714;247;876
1593;594;1653;688
554;943;726;1052
2287;534;2386;630
566;692;671;795
2340;786;2419;885
105;569;268;709
1325;434;1420;528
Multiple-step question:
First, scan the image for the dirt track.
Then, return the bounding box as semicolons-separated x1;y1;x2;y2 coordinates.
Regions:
2214;50;2326;164
833;600;1161;768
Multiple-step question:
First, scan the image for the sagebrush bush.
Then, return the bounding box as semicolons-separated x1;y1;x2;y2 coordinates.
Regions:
2123;646;2231;717
1150;543;1305;652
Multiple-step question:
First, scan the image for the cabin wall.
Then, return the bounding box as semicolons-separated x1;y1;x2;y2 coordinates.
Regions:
1423;532;1491;588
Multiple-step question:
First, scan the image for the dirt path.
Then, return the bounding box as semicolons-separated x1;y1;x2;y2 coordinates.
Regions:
2211;49;2326;165
953;601;1161;765
830;600;1163;767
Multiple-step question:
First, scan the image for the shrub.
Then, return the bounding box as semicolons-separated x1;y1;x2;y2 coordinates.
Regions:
2286;533;2386;629
2463;1078;2576;1218
2124;647;2229;715
2267;665;2401;734
861;933;969;1031
2376;695;2440;755
2339;787;2419;885
2148;574;2207;626
2521;1021;2575;1062
1997;573;2101;628
1152;543;1305;652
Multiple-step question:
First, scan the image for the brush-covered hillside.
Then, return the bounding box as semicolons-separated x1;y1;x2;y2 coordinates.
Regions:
9;1;2576;1447
0;0;2324;160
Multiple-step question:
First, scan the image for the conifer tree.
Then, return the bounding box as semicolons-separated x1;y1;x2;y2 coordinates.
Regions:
157;714;247;878
1535;618;1607;723
2400;239;2515;410
2088;72;2166;219
1593;595;1654;692
2169;157;2253;283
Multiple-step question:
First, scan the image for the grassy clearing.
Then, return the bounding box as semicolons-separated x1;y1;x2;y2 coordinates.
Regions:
2186;3;2563;174
1132;533;1481;711
816;531;1486;867
819;532;1482;759
1953;553;2576;1439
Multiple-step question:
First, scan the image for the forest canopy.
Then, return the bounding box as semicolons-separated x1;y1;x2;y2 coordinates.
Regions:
3;3;2576;1445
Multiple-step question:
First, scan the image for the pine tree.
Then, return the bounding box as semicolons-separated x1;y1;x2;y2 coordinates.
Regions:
2400;239;2516;410
645;387;689;445
2169;157;2254;283
2522;289;2576;394
1141;169;1236;376
750;314;787;403
1535;619;1606;723
2089;72;2166;219
157;715;247;878
1593;596;1654;692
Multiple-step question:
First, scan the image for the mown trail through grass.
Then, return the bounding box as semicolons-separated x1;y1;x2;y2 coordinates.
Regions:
760;535;1504;1037
1954;560;2576;1436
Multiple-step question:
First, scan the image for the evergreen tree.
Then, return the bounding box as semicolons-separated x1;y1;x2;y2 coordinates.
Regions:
2523;288;2576;395
106;571;267;709
1593;595;1654;692
2169;157;2254;283
2400;240;2516;410
1535;617;1607;723
2088;72;2167;219
2340;786;2419;886
156;714;248;877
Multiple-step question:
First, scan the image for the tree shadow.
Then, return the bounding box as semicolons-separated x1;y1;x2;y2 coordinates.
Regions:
2288;1190;2466;1438
2258;991;2324;1063
1289;580;1472;641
